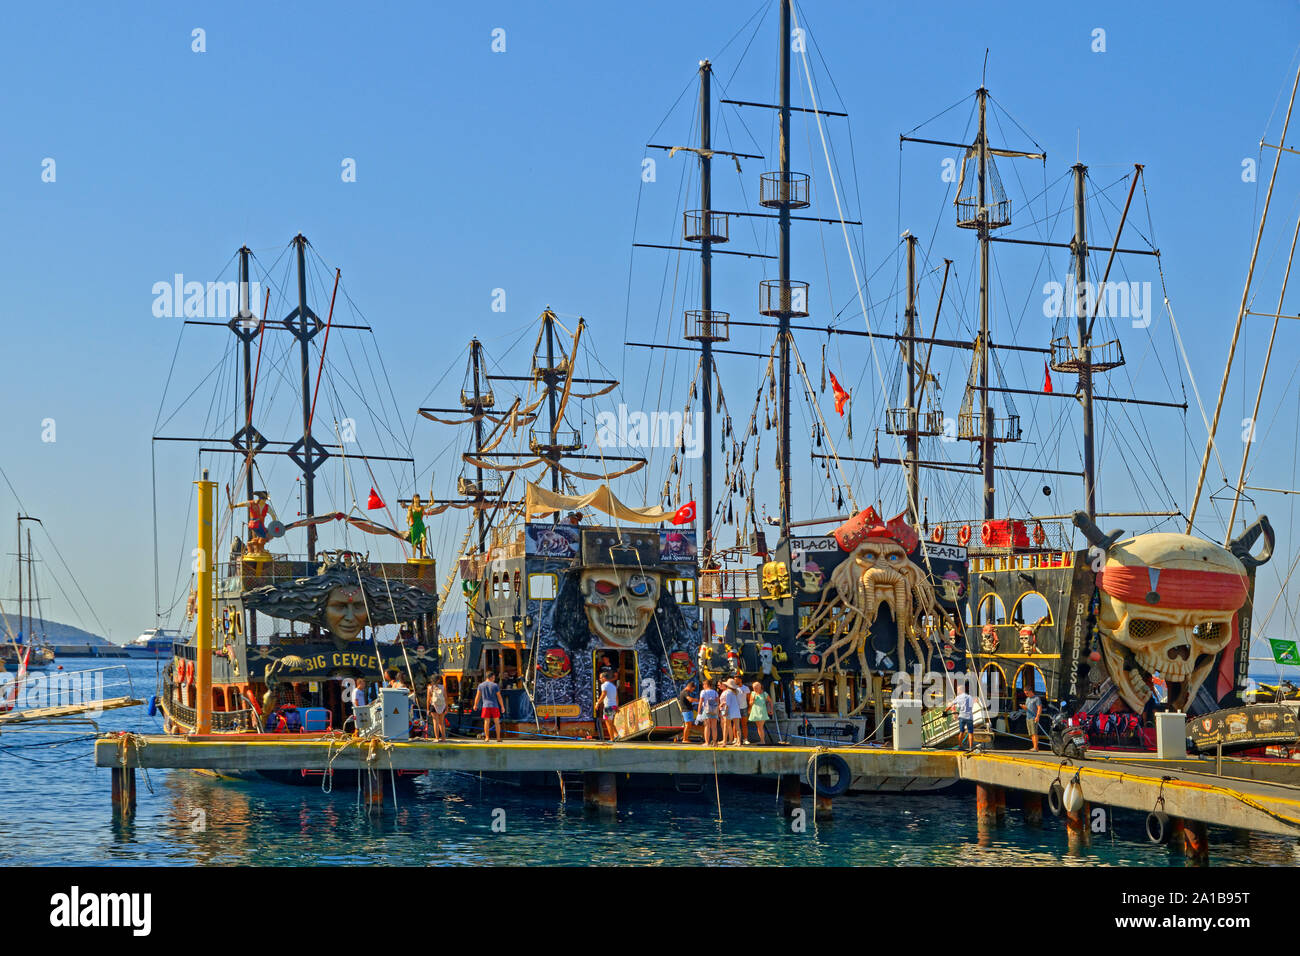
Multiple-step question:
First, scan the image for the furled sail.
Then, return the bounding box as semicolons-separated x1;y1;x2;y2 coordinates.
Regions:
524;481;676;525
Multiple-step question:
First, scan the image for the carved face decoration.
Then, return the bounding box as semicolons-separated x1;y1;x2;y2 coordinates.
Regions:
580;568;659;647
669;651;694;680
1096;532;1248;713
540;648;571;679
846;537;913;622
800;560;825;594
323;585;368;642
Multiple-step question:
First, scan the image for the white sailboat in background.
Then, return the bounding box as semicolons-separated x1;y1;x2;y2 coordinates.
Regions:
2;514;55;672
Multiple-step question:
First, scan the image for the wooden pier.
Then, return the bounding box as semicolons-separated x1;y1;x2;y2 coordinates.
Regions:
94;733;1300;849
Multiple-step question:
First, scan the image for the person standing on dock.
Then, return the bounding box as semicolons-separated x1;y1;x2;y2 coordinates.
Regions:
349;678;367;731
698;679;719;746
427;680;448;741
748;681;772;745
948;684;975;752
735;677;751;745
718;680;734;745
721;680;743;746
1024;688;1043;752
474;671;503;742
596;671;620;740
677;681;698;743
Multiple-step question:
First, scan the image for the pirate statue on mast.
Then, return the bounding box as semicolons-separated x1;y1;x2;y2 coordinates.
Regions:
230;489;279;556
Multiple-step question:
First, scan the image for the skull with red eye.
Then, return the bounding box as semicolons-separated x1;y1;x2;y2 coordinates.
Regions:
580;568;660;647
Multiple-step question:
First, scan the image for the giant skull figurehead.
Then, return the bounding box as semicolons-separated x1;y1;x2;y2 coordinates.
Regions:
1075;511;1273;713
580;567;660;648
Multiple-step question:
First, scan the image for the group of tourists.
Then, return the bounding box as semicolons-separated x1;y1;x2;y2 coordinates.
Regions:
674;677;775;747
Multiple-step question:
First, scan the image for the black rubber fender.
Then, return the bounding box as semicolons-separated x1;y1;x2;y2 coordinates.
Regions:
1146;811;1170;845
1047;779;1065;816
806;753;852;797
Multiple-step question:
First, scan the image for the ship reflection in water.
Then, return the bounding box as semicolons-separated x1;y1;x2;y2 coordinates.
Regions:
133;771;1300;868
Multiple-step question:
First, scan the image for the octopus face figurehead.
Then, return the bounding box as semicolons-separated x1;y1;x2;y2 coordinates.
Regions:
801;511;941;712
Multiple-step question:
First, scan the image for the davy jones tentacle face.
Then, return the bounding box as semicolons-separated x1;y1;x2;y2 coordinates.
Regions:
323;585;369;643
1096;532;1248;713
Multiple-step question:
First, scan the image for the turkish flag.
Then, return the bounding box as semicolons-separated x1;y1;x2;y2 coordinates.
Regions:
671;501;696;525
366;487;385;510
829;371;850;416
1042;361;1054;394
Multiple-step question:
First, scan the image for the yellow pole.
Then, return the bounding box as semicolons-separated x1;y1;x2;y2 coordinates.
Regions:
195;471;216;734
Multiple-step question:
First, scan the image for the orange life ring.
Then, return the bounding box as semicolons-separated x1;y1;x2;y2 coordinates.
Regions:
183;659;193;684
957;524;972;546
931;524;945;543
1032;521;1047;546
981;520;995;546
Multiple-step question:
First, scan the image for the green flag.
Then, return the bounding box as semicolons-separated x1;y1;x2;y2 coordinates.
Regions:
1268;638;1300;665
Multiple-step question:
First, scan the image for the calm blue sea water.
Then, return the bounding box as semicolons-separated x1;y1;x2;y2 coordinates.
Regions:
2;659;1297;866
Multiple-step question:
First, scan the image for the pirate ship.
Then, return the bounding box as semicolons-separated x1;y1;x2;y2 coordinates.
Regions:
624;0;1278;766
421;311;702;741
152;239;440;780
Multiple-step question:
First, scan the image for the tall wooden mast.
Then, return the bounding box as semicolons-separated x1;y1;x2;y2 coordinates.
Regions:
976;87;995;520
776;0;793;538
1071;163;1096;520
698;59;716;557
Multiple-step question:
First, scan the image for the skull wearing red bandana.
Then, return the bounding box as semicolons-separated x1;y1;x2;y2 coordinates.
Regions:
1096;532;1248;713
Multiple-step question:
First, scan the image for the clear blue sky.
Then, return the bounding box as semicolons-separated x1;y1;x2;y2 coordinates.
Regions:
2;1;1299;650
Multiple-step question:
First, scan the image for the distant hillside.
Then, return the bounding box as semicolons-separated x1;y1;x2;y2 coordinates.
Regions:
0;615;110;645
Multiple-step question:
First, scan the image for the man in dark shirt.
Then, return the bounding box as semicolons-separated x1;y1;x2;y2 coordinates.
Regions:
677;681;699;744
473;671;504;741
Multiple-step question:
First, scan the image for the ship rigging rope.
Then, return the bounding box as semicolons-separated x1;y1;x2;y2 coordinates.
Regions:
790;3;927;535
788;11;957;581
789;338;857;514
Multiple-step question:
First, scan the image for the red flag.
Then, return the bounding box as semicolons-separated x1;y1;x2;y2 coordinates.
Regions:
828;371;850;416
671;501;696;525
366;487;385;510
1042;361;1054;394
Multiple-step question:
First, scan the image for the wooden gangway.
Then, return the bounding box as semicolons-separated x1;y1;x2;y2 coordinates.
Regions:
1;696;141;725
